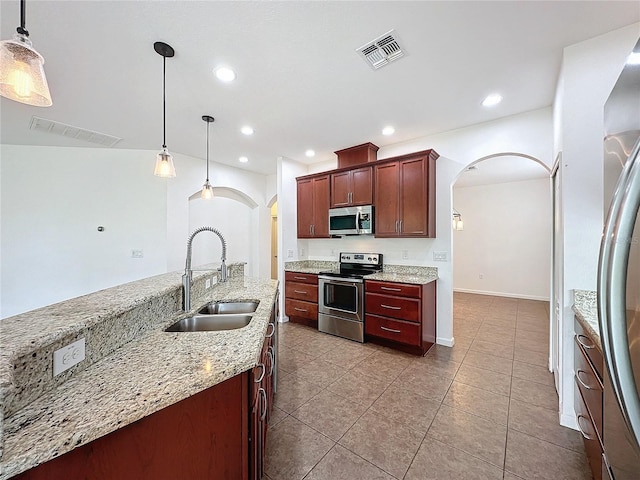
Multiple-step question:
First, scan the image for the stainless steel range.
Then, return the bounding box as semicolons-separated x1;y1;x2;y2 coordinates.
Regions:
318;252;383;342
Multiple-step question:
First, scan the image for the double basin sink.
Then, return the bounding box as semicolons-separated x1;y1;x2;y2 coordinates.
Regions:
166;301;259;332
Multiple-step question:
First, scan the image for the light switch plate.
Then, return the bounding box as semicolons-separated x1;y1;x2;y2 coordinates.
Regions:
433;251;448;262
53;338;86;376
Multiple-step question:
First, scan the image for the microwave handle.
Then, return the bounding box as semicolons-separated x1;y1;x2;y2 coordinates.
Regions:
355;211;361;234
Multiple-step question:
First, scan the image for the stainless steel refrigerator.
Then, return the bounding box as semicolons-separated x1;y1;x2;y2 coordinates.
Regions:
598;36;640;480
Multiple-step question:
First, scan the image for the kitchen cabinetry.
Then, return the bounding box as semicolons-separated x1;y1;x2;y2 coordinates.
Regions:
364;279;436;355
335;142;378;168
574;318;604;480
284;271;319;327
330;166;373;207
374;150;438;238
297;174;330;238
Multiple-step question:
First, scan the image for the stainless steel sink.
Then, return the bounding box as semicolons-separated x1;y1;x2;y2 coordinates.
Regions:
165;314;252;332
197;301;259;315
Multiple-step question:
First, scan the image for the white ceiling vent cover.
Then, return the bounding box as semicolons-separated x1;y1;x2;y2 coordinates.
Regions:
29;116;122;147
357;29;405;70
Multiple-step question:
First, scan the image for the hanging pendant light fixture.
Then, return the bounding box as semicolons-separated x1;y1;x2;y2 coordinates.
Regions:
153;41;176;178
0;0;52;106
201;115;215;199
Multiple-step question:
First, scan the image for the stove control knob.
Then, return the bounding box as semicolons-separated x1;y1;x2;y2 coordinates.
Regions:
368;257;372;261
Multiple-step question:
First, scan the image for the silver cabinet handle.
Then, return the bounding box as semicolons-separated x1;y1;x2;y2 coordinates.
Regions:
259;387;267;421
268;346;275;376
266;322;275;338
399;220;403;233
381;325;401;333
576;369;599;390
575;334;595;350
294;307;307;312
597;136;640;446
254;363;265;383
294;276;308;281
576;414;595;440
395;220;399;233
294;290;307;294
381;304;401;310
380;286;402;292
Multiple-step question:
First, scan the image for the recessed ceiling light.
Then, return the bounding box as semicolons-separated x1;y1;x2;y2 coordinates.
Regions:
482;93;502;107
627;52;640;65
215;66;236;82
241;125;254;135
238;156;249;163
305;149;315;158
382;126;395;136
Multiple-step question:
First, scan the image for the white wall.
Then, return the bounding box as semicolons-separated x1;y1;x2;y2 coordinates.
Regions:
453;178;552;300
553;23;640;428
1;145;167;318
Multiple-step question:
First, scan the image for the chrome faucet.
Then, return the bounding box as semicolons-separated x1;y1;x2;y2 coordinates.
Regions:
183;226;228;311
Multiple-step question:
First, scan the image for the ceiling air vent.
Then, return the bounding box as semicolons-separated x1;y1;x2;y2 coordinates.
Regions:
357;29;405;70
29;116;122;147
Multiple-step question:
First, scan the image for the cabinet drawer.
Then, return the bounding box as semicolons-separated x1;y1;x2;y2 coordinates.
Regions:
285;298;318;321
365;292;420;323
574;337;603;441
574;318;603;380
575;380;603;480
285;281;318;302
365;314;421;346
366;280;421;298
285;271;318;285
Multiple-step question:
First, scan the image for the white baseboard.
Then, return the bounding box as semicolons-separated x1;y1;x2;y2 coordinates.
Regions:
560;411;578;430
436;336;454;347
453;288;549;302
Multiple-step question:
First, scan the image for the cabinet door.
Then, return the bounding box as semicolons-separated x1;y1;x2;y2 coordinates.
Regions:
374;162;400;237
399;157;428;236
330;171;351;208
351;166;373;206
297;178;314;238
312;175;330;237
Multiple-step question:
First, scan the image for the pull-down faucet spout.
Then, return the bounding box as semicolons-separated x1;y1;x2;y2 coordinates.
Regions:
183;226;228;311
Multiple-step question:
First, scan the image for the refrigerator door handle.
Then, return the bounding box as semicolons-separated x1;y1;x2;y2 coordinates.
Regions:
597;137;640;449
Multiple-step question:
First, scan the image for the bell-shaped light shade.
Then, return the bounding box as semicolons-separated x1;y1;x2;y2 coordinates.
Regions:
456;220;464;231
154;147;176;178
201;180;214;199
0;33;51;107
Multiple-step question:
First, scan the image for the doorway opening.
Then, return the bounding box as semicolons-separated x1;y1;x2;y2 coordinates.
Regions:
271;202;278;280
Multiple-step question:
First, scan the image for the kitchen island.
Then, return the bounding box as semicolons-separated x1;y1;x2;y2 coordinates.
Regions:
0;266;278;479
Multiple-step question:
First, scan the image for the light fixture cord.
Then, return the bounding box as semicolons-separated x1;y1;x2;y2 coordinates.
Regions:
162;55;167;148
206;121;210;181
17;0;29;36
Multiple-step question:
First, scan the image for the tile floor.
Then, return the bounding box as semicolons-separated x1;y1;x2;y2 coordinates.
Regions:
264;293;591;480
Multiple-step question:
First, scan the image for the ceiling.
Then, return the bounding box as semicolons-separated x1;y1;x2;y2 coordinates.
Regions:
1;1;639;176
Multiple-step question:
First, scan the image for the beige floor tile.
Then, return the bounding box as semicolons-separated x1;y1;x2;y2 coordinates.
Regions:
483;315;518;328
264;415;335;480
393;364;454;401
478;323;516;337
304;445;394;480
515;338;549;356
469;339;514;359
269;405;289;428
510;377;559;411
350;350;412;383
405;436;503;480
293;359;348;388
463;350;514;375
505;429;591;480
327;371;389;407
452;334;475;350
339;410;423;479
411;354;461;379
513;347;549;367
278;348;317;374
370;384;440;434
426;343;469;363
509;398;583;452
443;381;509;425
454;363;511;396
323;342;375;369
512;360;555;387
428;405;507;468
291;390;367;441
301;334;346;357
503;472;526;480
274;373;323;413
475;329;516;347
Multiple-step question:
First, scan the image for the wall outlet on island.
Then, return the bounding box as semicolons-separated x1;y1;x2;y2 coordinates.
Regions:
53;338;85;377
205;278;211;289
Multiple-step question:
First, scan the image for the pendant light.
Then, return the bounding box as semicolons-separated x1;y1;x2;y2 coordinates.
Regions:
0;0;52;106
153;41;176;178
201;115;215;199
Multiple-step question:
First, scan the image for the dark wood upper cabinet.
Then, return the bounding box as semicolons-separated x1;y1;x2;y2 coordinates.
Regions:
297;174;330;238
334;142;379;169
374;150;438;238
330;166;373;208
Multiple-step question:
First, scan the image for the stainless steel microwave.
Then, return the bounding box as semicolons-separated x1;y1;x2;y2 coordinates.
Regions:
328;205;374;236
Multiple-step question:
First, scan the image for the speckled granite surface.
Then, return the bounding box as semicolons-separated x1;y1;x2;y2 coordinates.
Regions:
0;268;277;479
573;289;601;351
285;261;438;285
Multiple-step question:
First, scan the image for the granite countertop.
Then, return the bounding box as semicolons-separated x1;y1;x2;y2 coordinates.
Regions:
0;275;278;479
572;289;601;351
284;260;337;275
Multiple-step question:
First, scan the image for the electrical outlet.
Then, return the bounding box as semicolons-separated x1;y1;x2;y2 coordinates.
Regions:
205;278;211;289
331;249;336;256
287;249;294;258
433;251;448;262
131;249;144;258
479;273;484;279
53;338;86;376
300;248;306;257
402;250;409;260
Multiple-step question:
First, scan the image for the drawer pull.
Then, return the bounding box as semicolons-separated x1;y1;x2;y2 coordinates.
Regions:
576;369;599;390
576;414;595;440
294;276;308;281
380;326;402;334
380;286;402;292
266;322;275;338
294;290;307;294
259;387;268;421
294;307;308;312
576;334;595;350
381;304;401;310
254;363;265;383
